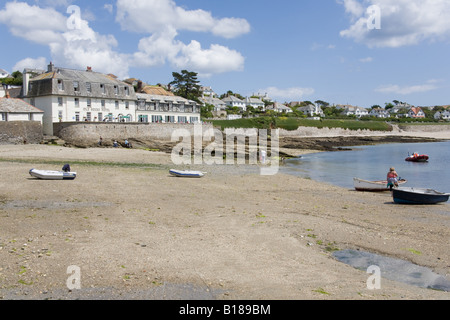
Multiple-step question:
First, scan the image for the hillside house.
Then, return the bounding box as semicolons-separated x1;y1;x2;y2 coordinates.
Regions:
297;104;325;117
369;107;390;118
338;105;368;118
222;95;246;112
434;110;450;121
407;107;425;118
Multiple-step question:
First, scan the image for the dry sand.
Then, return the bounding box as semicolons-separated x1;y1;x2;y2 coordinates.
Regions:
0;143;449;300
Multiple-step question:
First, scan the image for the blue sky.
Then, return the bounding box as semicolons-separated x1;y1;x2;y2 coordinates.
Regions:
1;0;449;108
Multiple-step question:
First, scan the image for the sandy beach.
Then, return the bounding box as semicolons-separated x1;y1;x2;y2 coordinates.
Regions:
0;139;449;300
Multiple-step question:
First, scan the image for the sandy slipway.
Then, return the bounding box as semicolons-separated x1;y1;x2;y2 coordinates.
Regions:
0;144;449;300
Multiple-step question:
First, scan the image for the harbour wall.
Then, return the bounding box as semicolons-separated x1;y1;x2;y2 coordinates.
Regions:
53;122;215;147
0;121;43;145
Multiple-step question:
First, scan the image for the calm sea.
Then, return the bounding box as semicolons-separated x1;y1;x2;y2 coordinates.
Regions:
282;140;450;194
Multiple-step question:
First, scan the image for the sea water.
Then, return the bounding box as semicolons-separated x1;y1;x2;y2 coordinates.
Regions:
282;140;450;291
282;140;450;195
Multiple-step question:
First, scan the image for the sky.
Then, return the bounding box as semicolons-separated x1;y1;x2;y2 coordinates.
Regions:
1;0;450;108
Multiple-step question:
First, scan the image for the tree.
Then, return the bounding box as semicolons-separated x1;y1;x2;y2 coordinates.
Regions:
201;104;214;119
169;70;201;102
385;102;395;109
315;100;329;108
0;70;23;86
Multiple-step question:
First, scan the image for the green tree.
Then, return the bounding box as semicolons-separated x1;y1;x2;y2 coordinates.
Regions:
0;70;23;86
169;70;201;102
201;104;214;119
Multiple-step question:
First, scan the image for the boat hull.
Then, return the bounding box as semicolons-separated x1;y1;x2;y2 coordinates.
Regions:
405;155;429;162
353;178;406;192
169;169;204;178
392;187;449;204
29;169;77;180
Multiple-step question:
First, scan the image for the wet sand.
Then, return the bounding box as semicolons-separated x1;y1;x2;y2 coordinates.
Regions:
0;144;449;300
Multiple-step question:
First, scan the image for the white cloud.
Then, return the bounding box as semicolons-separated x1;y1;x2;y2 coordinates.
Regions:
116;0;249;75
104;4;114;14
375;81;439;95
0;2;66;45
359;57;373;63
116;0;250;38
339;0;450;48
0;0;249;79
260;87;315;101
13;57;48;72
0;2;130;79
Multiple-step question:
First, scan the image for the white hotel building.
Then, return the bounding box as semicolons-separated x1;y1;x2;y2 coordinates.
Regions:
23;63;200;135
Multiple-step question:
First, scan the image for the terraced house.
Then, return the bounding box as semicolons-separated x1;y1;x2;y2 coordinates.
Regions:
136;85;200;124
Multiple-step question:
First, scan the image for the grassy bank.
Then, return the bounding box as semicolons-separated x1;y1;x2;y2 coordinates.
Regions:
211;117;393;132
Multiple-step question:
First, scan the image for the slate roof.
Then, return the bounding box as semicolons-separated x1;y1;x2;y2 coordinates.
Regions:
0;97;43;113
27;66;136;100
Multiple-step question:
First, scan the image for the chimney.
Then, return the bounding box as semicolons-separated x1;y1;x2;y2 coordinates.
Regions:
47;62;55;72
23;71;30;97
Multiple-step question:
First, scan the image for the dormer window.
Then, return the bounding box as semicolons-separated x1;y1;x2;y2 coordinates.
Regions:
114;85;118;95
100;84;105;94
86;82;91;93
57;80;64;91
73;81;79;92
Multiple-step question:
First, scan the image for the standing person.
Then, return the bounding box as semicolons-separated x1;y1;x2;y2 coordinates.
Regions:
98;136;103;146
387;167;399;190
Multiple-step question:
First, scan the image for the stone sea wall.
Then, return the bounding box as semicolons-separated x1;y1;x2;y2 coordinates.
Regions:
54;122;215;147
0;121;43;145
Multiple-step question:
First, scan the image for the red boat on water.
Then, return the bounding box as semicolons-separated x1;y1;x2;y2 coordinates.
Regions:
405;152;429;162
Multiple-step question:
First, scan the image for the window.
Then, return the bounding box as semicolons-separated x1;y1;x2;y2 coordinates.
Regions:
178;116;187;123
86;82;91;93
73;81;79;92
74;98;79;107
125;101;129;110
58;97;63;106
114;85;118;95
124;86;129;96
101;100;106;108
115;101;119;109
98;113;103;122
165;115;175;123
30;98;35;107
139;115;149;123
57;79;64;91
100;84;105;94
86;112;91;121
1;113;5;121
75;112;80;122
87;98;92;107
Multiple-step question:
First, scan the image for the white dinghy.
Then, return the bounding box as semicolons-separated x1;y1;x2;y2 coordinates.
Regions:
169;169;205;178
29;164;77;180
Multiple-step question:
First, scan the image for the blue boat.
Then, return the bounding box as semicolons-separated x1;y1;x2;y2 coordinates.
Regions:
392;187;449;205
